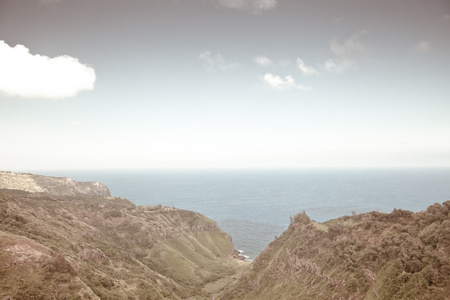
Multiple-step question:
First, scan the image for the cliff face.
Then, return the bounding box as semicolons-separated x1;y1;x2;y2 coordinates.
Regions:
0;187;245;299
0;171;111;196
216;204;450;300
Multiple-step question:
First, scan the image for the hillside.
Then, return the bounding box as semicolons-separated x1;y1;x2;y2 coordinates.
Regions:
216;203;450;299
0;188;246;299
1;171;449;299
0;171;111;196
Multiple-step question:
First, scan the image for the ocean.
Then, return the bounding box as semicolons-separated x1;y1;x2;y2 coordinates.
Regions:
35;168;450;260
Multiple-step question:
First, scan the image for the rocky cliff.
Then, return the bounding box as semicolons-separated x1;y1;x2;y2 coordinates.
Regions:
0;171;110;196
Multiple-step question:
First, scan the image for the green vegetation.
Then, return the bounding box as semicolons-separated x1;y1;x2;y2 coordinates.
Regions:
1;171;449;299
0;189;246;299
216;202;450;299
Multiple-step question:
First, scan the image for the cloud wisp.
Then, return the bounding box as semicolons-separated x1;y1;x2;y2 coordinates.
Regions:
254;56;274;67
412;41;431;54
254;56;292;67
210;0;278;13
0;41;96;99
296;59;319;76
198;51;239;71
321;58;355;74
329;33;367;57
262;73;310;91
321;32;368;74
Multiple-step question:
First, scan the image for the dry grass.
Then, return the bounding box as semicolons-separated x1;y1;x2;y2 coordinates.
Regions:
217;202;450;300
0;189;245;299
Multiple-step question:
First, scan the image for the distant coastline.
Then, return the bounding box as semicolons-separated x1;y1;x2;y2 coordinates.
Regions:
24;168;450;260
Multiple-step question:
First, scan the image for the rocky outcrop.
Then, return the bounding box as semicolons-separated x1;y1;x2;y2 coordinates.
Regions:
0;171;110;196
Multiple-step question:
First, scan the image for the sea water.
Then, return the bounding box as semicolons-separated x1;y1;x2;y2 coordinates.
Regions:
35;168;450;260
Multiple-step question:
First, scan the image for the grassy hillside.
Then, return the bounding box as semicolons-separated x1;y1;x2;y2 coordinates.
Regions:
216;203;450;300
2;170;449;299
0;189;246;299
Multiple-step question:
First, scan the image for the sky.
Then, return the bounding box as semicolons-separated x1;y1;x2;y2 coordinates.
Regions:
0;0;449;170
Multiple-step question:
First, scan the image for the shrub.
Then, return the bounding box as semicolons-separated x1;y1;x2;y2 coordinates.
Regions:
290;210;311;225
103;209;123;218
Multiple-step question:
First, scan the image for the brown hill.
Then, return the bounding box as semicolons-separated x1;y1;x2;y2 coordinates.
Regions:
2;171;449;299
0;171;111;196
0;188;246;299
216;203;450;299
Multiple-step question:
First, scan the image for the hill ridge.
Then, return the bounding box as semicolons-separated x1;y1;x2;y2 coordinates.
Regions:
0;170;111;196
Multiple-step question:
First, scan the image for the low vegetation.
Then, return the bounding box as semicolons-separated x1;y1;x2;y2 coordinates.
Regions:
216;201;450;299
1;171;449;299
0;189;246;299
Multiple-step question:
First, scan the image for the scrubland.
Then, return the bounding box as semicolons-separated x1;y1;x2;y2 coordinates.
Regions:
0;189;246;299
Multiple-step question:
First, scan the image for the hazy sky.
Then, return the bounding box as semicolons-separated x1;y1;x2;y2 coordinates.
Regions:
1;0;449;170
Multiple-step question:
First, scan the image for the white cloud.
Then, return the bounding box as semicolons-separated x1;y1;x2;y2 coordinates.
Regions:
321;32;367;74
321;58;355;74
0;40;96;99
412;41;431;54
198;51;239;71
254;56;274;67
211;0;277;13
262;73;310;91
296;59;319;76
254;56;291;67
330;33;367;57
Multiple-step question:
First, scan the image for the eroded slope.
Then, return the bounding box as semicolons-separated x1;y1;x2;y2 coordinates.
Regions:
0;189;245;299
217;203;450;300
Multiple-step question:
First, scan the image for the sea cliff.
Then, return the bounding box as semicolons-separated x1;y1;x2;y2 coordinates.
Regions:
0;171;111;196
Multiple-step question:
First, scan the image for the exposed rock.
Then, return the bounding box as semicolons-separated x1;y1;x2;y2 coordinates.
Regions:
233;249;247;260
0;171;110;196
